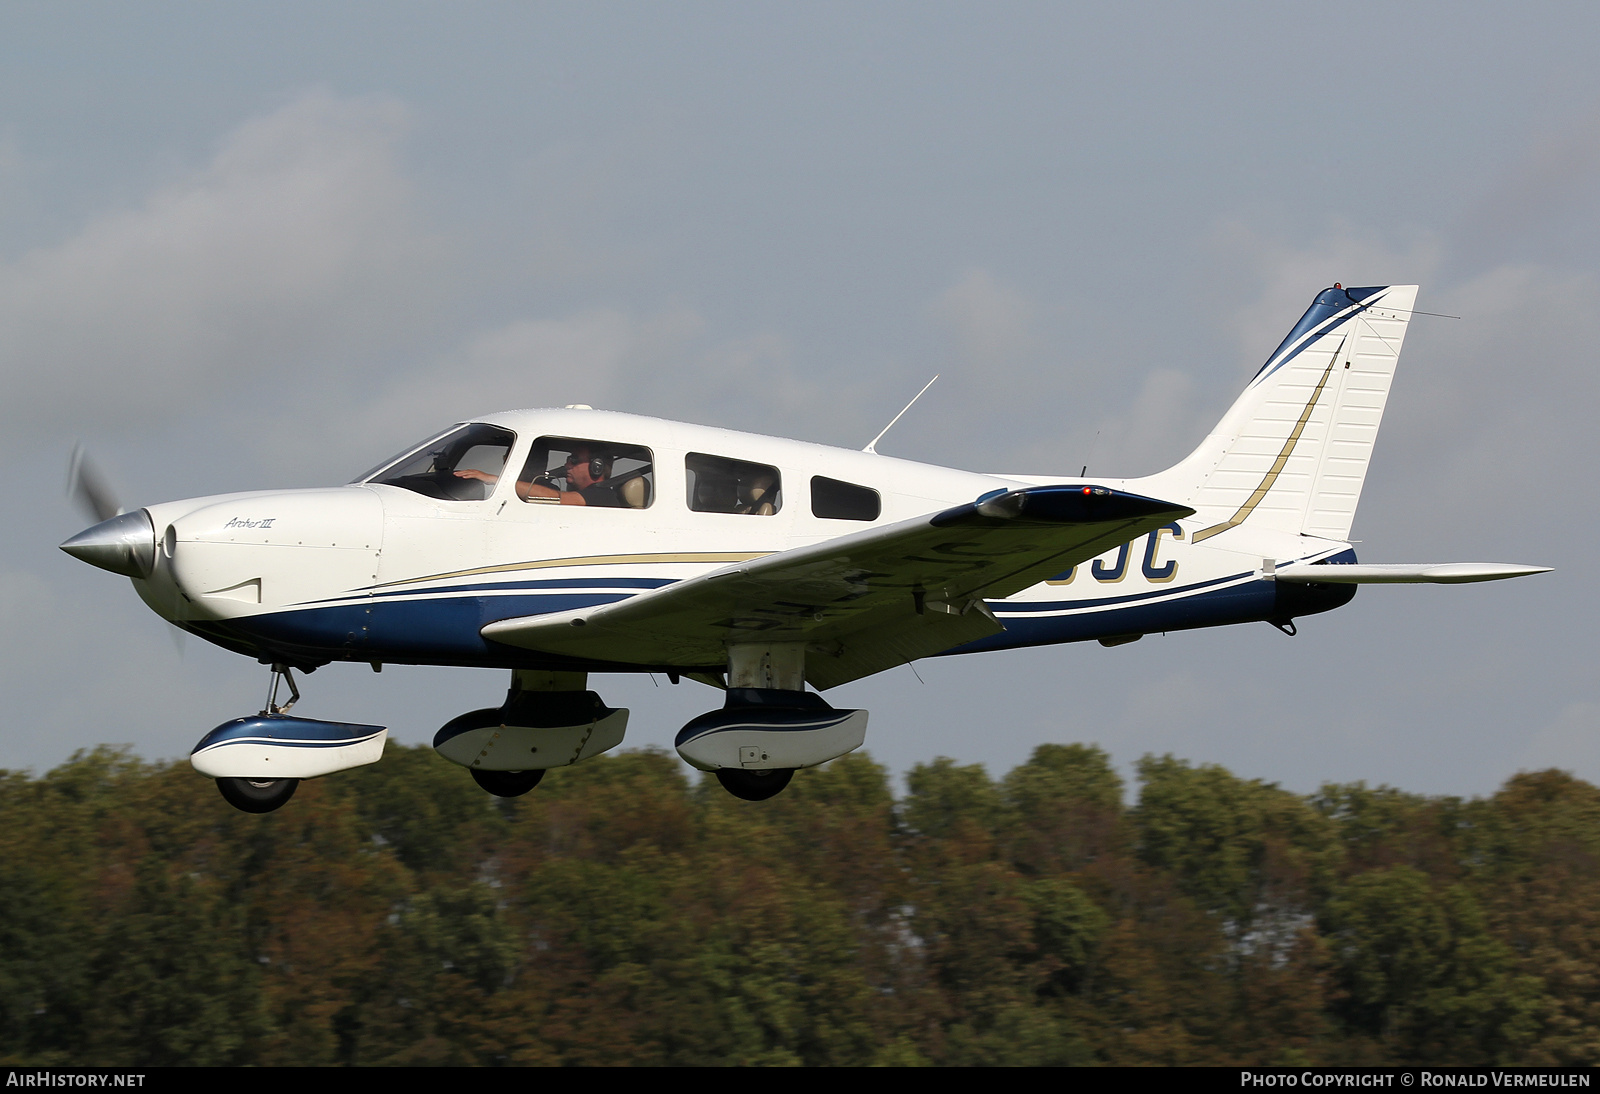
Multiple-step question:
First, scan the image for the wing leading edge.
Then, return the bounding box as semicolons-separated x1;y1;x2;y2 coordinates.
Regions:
482;484;1194;689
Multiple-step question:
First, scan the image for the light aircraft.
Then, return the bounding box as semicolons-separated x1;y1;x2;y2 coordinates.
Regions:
60;284;1547;813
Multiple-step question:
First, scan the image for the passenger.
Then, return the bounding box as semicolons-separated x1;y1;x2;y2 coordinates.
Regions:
455;445;623;506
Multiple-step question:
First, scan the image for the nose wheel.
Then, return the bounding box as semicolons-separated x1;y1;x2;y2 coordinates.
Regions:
211;664;306;813
216;776;299;814
202;664;342;815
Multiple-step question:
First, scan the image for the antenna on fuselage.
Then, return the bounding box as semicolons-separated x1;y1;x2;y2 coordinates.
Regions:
863;374;939;455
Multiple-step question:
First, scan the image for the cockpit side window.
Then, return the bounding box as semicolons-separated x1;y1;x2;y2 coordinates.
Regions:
811;476;880;521
686;453;782;515
515;437;654;508
358;423;517;501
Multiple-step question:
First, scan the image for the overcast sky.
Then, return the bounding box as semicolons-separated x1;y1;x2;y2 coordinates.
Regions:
3;2;1596;798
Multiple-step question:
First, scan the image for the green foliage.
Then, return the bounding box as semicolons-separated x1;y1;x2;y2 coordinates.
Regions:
83;860;266;1065
1455;771;1600;1066
330;741;496;875
1322;867;1541;1063
904;757;1000;840
0;742;1594;1065
1024;877;1109;993
1134;754;1334;930
1002;743;1123;873
1312;781;1466;881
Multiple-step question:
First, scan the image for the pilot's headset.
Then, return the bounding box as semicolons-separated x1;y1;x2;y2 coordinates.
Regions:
569;449;612;481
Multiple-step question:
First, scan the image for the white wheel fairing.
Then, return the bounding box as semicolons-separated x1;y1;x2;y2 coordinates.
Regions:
190;715;387;780
434;708;629;771
675;706;867;772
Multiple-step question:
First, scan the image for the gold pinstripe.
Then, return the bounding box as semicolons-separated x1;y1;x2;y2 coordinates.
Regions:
1191;337;1345;544
373;551;772;590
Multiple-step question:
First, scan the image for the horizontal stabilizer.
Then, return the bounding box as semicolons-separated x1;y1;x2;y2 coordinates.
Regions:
1272;562;1551;584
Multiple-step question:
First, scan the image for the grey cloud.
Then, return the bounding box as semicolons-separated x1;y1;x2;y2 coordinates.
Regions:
0;91;445;435
1209;220;1443;367
344;308;707;458
1370;265;1600;549
1452;113;1600;270
931;268;1036;368
1082;368;1205;478
235;305;862;485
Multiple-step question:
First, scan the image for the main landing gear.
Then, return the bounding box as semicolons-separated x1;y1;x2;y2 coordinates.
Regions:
191;663;389;814
469;768;545;797
433;670;629;796
715;768;794;802
675;643;868;802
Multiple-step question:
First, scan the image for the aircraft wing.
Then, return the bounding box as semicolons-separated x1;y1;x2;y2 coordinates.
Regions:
482;485;1193;689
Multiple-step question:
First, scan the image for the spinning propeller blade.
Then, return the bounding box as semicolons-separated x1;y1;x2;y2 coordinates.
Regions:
67;443;123;524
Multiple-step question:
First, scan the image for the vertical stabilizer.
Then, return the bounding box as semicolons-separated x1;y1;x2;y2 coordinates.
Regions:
1154;284;1417;544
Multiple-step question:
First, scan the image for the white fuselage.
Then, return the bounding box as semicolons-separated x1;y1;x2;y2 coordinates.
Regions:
130;408;1349;672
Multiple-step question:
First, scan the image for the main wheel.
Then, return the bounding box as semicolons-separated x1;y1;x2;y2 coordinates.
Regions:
470;768;545;797
716;767;794;802
216;777;300;814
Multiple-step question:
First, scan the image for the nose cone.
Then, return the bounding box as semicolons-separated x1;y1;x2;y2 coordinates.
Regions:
60;509;157;578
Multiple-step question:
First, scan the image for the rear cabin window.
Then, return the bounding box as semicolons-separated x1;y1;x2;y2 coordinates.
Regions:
515;437;654;508
686;453;782;515
811;476;881;521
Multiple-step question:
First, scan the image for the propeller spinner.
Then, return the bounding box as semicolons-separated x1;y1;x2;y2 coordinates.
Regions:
60;444;184;651
60;509;157;578
60;444;158;578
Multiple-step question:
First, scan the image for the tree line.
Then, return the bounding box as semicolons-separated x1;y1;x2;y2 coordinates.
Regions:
0;740;1596;1066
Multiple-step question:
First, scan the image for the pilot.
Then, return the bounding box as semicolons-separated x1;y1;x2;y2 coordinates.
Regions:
455;445;622;506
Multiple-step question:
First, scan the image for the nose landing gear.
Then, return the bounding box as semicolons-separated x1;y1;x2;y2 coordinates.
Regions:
192;663;388;814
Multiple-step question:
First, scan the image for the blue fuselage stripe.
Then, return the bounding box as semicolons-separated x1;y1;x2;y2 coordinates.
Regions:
193;573;1339;671
303;576;675;608
992;571;1252;614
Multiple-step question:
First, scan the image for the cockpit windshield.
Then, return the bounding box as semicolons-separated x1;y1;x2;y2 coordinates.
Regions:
354;423;517;501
